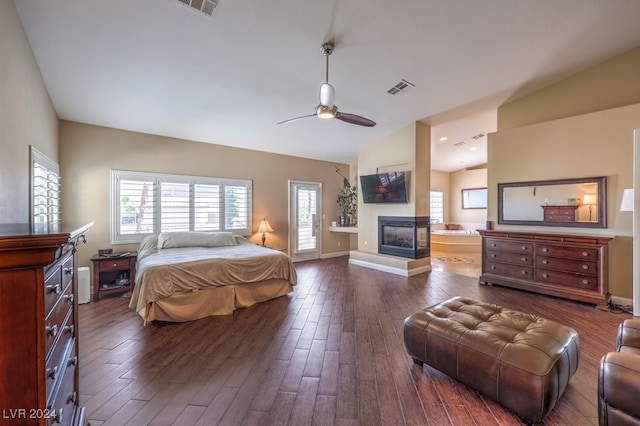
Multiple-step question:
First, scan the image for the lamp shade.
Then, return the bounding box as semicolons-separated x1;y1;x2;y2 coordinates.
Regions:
257;218;274;233
621;188;634;212
582;194;597;206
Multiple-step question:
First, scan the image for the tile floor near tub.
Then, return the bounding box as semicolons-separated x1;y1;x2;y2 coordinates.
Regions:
430;251;482;279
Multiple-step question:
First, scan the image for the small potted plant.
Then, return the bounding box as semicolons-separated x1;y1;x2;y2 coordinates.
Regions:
336;167;357;226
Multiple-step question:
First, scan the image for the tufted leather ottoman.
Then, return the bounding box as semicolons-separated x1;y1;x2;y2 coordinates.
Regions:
403;296;579;423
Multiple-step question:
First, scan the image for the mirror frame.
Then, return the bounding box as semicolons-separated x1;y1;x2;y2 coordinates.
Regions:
498;176;607;228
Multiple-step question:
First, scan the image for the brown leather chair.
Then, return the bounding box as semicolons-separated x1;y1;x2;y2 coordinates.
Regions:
599;319;640;425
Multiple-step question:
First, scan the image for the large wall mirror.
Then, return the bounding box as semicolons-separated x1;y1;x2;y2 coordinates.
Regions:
498;176;607;228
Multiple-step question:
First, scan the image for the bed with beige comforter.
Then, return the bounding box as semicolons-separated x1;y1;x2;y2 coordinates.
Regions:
129;232;297;324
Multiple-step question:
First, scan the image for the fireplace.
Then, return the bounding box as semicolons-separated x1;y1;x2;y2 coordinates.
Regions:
378;216;430;259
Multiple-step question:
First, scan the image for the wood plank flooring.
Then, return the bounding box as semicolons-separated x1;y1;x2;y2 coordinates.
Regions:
78;255;630;425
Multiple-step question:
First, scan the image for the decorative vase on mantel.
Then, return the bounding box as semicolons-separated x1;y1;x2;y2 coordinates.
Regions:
339;215;350;227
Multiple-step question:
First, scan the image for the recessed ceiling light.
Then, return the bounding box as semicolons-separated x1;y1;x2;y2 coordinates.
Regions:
470;147;477;151
439;136;448;142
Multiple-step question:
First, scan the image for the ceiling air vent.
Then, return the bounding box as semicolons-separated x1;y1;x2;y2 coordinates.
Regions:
178;0;219;16
471;133;485;140
453;141;466;147
387;79;415;96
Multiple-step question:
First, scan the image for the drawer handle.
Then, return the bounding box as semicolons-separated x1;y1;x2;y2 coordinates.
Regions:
582;279;590;285
64;325;75;336
46;324;58;337
543;273;548;278
54;408;63;424
582;264;589;270
521;257;527;262
521;270;527;275
491;243;496;247
47;284;61;294
68;356;78;366
491;253;496;258
542;260;548;264
542;248;549;252
65;294;74;303
68;391;77;404
48;366;58;380
582;252;589;257
64;267;73;276
521;246;528;251
113;263;118;268
491;265;496;270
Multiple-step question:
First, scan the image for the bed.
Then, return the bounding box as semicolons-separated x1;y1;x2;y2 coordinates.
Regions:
129;231;297;324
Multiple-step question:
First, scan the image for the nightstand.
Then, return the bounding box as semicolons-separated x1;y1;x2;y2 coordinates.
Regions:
91;252;137;302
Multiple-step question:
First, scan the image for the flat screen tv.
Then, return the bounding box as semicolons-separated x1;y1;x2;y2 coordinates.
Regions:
360;171;410;203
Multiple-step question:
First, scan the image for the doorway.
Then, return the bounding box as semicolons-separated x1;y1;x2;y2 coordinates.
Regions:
289;181;322;262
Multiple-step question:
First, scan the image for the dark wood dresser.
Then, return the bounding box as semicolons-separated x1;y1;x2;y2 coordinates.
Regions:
478;230;612;307
541;205;579;222
0;222;92;425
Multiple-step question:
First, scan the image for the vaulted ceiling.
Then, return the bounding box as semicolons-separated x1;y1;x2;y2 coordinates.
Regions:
14;0;640;171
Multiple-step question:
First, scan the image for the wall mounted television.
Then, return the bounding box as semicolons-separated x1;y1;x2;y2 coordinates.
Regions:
360;171;410;204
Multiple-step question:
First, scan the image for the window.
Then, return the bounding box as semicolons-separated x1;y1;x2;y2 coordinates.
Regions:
430;191;444;224
111;170;252;244
31;146;61;225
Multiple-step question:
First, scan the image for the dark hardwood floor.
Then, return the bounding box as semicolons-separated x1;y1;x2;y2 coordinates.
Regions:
79;256;630;425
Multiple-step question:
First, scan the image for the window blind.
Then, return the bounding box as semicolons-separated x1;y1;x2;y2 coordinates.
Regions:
111;170;252;244
31;146;61;225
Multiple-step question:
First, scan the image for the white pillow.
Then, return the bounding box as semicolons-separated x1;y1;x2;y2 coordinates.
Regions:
157;231;237;249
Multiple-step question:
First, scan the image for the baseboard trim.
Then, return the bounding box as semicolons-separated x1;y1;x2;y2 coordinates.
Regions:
348;258;431;277
320;251;350;259
610;295;632;307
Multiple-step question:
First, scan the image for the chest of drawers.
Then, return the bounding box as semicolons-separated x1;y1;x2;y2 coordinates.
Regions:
541;205;579;222
0;222;92;425
479;230;612;307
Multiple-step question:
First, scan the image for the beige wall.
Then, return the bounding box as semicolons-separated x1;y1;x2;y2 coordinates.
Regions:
59;121;352;267
0;1;58;223
489;103;640;299
430;168;487;227
356;122;430;253
499;46;640;131
450;167;487;226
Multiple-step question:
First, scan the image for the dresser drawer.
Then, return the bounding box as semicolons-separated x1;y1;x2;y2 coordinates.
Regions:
486;250;532;266
44;267;62;315
97;258;130;271
485;239;533;254
536;256;598;276
44;256;74;316
536;269;598;291
45;316;75;405
47;342;79;426
44;286;74;358
485;261;533;280
536;244;598;260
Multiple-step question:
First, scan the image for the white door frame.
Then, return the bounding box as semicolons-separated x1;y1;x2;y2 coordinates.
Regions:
288;180;322;262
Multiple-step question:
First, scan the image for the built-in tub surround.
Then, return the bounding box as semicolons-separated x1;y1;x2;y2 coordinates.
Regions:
431;229;481;253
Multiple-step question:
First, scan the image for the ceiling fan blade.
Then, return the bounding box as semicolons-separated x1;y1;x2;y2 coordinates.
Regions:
335;112;376;127
277;113;316;125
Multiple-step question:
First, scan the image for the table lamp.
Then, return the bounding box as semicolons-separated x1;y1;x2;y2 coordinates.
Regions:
583;194;597;221
257;218;274;246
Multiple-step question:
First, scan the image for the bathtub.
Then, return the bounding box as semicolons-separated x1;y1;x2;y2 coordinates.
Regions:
431;229;481;253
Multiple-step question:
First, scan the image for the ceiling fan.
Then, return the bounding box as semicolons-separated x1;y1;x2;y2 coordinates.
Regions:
277;42;376;127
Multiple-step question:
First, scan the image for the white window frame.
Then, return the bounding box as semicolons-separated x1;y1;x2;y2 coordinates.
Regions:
111;170;252;244
30;146;61;225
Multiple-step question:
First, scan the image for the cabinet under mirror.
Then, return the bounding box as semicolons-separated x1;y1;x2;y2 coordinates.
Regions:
498;176;607;228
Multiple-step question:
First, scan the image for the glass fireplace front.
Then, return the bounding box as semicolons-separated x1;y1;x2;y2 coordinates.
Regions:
378;216;430;259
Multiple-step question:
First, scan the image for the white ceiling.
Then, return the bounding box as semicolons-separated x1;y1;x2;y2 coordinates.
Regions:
14;0;640;172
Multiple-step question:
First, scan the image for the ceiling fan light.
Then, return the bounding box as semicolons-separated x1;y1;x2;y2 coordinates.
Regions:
319;83;335;107
316;105;337;119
